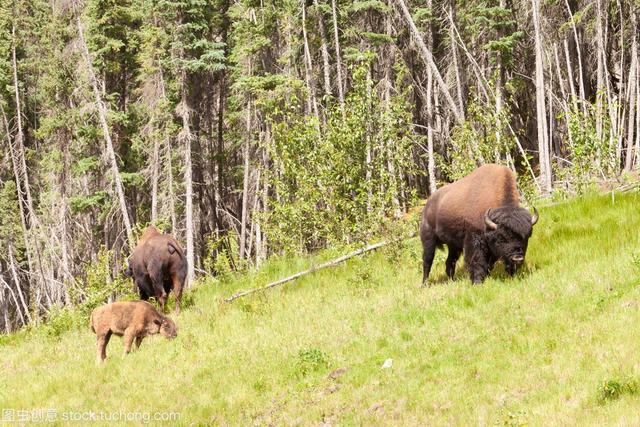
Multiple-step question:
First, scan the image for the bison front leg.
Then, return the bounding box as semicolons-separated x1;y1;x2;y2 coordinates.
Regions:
445;246;462;280
123;329;137;356
135;336;144;349
464;234;490;284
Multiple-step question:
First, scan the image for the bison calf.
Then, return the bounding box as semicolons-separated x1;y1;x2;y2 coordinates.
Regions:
90;301;177;364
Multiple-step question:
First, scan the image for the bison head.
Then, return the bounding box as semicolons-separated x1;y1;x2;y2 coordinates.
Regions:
483;206;538;272
155;317;178;339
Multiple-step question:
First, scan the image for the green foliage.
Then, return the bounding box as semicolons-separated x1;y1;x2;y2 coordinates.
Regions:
0;181;24;251
69;191;109;214
556;100;617;194
37;249;134;339
70;249;134;321
597;377;640;403
348;1;389;14
295;348;329;377
439;95;515;182
262;62;415;255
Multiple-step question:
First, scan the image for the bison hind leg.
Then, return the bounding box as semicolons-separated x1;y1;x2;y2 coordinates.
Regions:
421;233;439;286
96;331;112;364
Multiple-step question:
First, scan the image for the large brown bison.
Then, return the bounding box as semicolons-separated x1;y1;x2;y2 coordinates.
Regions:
126;226;187;313
91;301;177;364
420;164;539;284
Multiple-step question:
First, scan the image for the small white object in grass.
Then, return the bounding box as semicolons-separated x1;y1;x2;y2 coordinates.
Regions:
381;358;393;369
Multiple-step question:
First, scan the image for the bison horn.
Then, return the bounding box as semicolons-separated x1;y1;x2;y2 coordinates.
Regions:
531;206;539;226
484;209;498;231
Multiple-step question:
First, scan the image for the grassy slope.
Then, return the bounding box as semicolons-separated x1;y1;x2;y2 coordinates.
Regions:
1;192;640;426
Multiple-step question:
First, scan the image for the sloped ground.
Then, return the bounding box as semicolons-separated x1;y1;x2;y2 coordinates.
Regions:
1;192;639;425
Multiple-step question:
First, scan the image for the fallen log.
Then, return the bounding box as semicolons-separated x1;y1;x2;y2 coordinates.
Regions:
225;239;401;302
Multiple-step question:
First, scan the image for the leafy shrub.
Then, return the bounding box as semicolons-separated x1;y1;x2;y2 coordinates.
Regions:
38;248;136;339
598;377;640;403
295;348;329;378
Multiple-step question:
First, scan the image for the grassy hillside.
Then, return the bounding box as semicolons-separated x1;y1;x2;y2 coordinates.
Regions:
1;191;639;425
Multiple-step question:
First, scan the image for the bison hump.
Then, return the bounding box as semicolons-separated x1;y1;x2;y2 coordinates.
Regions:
167;242;184;258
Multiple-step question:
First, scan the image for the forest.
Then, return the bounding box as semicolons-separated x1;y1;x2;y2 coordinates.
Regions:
0;0;639;332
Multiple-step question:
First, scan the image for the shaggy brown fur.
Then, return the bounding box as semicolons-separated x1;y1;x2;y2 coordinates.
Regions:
90;301;177;364
420;164;538;284
128;226;187;313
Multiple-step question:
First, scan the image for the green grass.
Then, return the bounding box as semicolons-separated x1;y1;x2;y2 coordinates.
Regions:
1;192;640;425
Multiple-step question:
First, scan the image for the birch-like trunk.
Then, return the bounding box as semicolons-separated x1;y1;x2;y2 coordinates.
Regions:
8;244;31;324
595;0;606;145
564;0;586;113
532;0;552;193
425;0;437;194
331;0;345;110
394;0;463;123
301;0;320;122
625;10;638;171
76;15;133;247
178;73;196;286
449;0;465;117
562;38;578;112
314;0;332;98
239;100;252;260
151;136;161;223
554;42;574;149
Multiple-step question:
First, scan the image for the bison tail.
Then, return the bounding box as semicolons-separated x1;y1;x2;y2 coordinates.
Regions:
90;312;95;333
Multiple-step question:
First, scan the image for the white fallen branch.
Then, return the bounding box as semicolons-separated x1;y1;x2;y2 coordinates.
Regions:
225;240;398;302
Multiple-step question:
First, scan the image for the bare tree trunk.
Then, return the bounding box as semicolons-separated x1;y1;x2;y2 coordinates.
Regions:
636;69;640;169
595;0;606;145
165;138;177;233
448;0;465;117
10;23;37;229
1;108;35;290
314;0;332;98
425;0;437;194
239;100;251;260
562;38;578;112
301;0;320;122
8;244;31;324
427;68;437;195
554;42;574;149
383;1;401;216
151;137;161;223
564;0;586;113
0;284;12;333
178;72;196;286
532;0;552;193
625;10;638;171
394;0;463;123
76;15;133;247
331;0;345;111
1;277;24;328
365;68;373;213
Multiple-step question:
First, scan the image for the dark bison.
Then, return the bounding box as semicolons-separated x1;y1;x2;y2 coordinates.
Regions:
420;164;539;284
127;226;187;313
91;301;177;364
